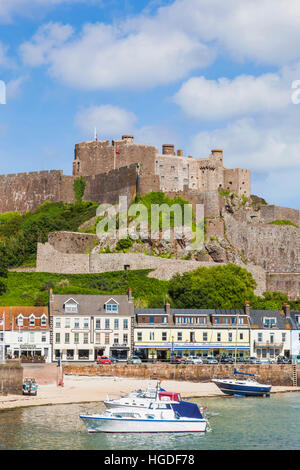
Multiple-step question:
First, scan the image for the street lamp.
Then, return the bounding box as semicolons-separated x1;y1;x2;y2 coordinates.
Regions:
171;336;174;362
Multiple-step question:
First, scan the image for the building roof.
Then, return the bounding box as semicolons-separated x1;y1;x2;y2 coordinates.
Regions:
249;309;293;330
135;308;247;316
0;306;49;330
51;294;133;316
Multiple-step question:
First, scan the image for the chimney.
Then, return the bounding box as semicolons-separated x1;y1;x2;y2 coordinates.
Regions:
122;135;134;144
244;300;250;316
162;144;175;155
165;301;171;315
128;288;134;301
283;303;291;318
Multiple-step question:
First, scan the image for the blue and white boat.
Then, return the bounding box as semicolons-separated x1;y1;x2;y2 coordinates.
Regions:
212;369;271;397
80;399;209;433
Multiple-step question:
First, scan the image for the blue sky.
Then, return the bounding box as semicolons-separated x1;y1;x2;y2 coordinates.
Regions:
0;0;300;210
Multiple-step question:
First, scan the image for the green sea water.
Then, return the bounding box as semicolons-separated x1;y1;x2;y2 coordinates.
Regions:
0;393;299;450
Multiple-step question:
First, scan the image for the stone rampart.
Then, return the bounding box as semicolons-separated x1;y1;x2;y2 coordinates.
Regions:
267;272;300;300
224;213;300;272
36;242;266;294
260;205;299;226
63;363;300;386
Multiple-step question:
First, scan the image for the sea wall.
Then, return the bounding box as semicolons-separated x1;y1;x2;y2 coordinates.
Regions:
0;361;23;395
63;363;300;386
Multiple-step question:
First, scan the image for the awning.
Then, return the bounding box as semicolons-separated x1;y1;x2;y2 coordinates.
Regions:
136;344;249;350
110;346;130;350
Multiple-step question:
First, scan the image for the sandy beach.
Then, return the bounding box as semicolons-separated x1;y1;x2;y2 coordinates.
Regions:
1;364;299;411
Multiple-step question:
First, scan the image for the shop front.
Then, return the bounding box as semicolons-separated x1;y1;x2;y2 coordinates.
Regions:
110;345;130;361
135;343;250;360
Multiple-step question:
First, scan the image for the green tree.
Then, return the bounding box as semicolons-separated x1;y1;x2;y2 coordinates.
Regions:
0;245;8;295
168;264;256;309
73;177;86;204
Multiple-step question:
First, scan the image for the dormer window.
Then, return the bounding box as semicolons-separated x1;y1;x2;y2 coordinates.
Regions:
263;317;277;328
64;299;79;313
41;315;47;327
17;316;23;327
105;298;119;313
29;315;35;327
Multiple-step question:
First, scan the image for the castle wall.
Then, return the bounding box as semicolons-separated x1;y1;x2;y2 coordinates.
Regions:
47;231;98;254
223;168;251;197
224;213;300;272
0;170;74;214
266;273;300;300
35;241;266;295
83;165;138;206
260;205;299;226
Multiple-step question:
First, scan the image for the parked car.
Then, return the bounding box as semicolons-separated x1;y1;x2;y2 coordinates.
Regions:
245;356;261;364
170;355;187;364
96;356;111;364
127;356;142;364
277;356;291;364
203;356;218;364
219;355;234;364
186;356;203;364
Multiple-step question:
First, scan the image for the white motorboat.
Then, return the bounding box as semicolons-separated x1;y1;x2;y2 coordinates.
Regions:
80;400;208;433
104;387;182;409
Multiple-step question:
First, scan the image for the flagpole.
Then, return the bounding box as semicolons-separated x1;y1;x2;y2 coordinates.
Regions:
3;311;5;361
114;142;116;170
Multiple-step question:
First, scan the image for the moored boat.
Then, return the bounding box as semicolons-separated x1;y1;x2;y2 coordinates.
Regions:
104;387;181;409
80;399;208;433
212;369;271;397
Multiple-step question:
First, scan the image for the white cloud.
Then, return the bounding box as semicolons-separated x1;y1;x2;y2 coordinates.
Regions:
6;75;28;99
74;104;138;138
149;0;300;66
20;22;74;66
0;0;93;23
173;74;290;121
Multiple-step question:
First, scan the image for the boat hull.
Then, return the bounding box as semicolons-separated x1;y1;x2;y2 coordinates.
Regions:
212;379;271;397
80;415;207;433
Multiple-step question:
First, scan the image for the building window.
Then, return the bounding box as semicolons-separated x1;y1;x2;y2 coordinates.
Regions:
114;336;119;345
95;333;101;344
231;318;236;324
29;316;35;327
74;333;79;344
150;332;155;341
18;334;23;343
55;333;60;344
83;333;89;344
203;332;208;341
263;317;276;328
74;318;80;328
177;332;182;341
282;333;286;342
55;318;61;328
123;319;128;329
105;319;110;329
258;332;262;342
200;317;206;324
65;318;70;328
239;317;244;324
149;317;154;323
162;317;167;324
105;334;110;344
228;332;232;342
64;302;78;313
41;333;46;343
65;333;70;344
214;317;220;324
96;319;101;329
105;303;118;313
41;316;47;327
190;332;195;342
217;333;221;342
123;334;128;344
84;318;89;328
162;332;167;341
114;319;119;330
137;332;142;341
17;317;23;327
29;332;35;343
240;333;244;340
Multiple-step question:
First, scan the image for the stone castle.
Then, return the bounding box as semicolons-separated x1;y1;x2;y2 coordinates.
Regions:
0;135;299;299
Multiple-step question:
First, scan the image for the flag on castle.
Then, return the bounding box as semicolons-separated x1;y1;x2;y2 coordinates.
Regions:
115;146;120;155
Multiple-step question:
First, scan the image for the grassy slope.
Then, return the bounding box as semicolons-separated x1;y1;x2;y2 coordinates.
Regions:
1;270;169;307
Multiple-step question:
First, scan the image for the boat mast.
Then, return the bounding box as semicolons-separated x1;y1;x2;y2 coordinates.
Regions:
235;313;239;370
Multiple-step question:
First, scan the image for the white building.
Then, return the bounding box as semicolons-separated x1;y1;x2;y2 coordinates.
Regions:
49;290;134;362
